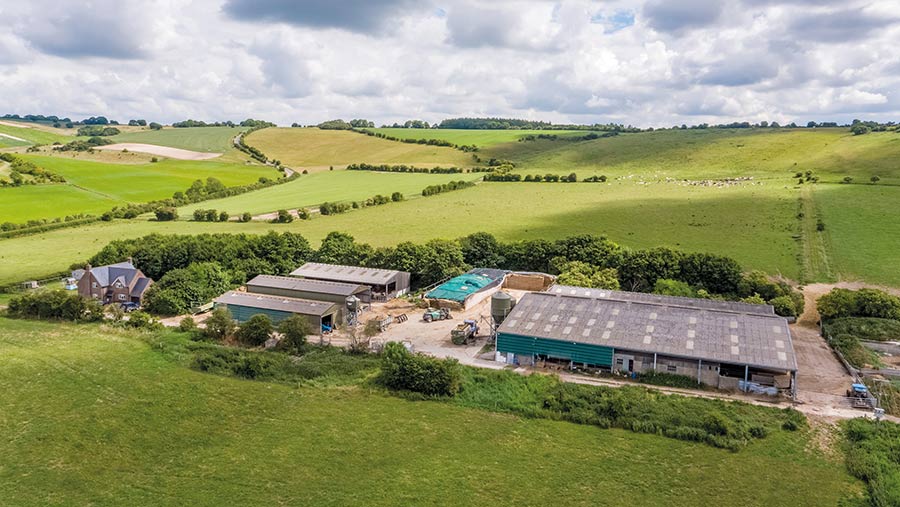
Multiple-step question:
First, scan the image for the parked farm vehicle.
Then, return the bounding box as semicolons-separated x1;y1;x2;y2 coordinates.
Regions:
847;383;874;409
451;319;478;345
423;308;452;322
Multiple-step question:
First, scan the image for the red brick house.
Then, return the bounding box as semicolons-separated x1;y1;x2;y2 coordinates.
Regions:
72;260;153;305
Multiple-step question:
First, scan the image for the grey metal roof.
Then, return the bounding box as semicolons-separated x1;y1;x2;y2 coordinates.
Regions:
549;285;775;316
498;291;797;372
73;262;147;294
214;291;338;317
290;262;407;285
246;274;367;297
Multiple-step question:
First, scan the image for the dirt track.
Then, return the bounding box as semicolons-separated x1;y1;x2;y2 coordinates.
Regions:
96;143;222;160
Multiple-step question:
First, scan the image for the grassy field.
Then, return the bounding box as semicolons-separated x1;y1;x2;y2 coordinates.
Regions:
0;179;800;285
246;128;475;170
0;317;859;506
177;170;482;215
0;122;74;146
0;185;119;223
484;128;900;181
816;183;900;285
373;128;588;147
111;126;246;153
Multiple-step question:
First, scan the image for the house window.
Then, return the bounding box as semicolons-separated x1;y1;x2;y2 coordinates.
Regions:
115;283;123;288
92;282;98;288
616;358;624;366
117;294;126;301
667;364;677;373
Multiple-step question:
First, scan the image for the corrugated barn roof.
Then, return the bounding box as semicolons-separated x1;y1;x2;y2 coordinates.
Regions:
498;289;797;372
290;262;407;285
214;291;338;316
247;274;367;297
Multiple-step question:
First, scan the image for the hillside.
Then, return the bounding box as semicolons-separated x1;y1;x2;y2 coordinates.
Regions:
110;126;246;153
245;128;475;170
0;318;858;507
372;128;589;147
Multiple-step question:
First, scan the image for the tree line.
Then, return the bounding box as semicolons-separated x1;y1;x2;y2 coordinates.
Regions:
346;162;464;174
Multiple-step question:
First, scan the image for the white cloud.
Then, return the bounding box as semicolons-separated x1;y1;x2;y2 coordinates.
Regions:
0;0;898;126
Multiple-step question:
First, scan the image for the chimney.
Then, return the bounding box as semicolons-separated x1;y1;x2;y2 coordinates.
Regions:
85;263;91;272
127;256;133;266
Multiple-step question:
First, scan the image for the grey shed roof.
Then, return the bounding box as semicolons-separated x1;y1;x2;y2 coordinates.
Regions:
214;291;338;316
549;285;776;316
498;290;797;372
290;262;407;285
246;274;368;297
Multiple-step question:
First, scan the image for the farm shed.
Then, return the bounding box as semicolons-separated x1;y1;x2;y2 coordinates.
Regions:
213;290;339;331
424;268;508;310
290;262;410;300
496;285;798;397
245;274;370;322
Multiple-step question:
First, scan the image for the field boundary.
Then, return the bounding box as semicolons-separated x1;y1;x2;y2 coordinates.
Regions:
798;186;834;283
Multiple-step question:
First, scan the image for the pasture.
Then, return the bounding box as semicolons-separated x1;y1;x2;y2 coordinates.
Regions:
483;128;900;181
0;179;800;285
0;122;73;146
176;169;483;215
246;128;475;170
0;317;858;507
0;185;119;223
373;128;588;147
111;126;246;153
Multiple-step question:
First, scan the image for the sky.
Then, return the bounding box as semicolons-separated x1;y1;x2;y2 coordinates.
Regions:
1;0;898;127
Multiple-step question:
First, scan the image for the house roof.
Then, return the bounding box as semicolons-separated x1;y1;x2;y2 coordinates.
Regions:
214;291;339;317
497;290;796;372
290;262;408;286
246;274;368;297
132;278;152;297
73;261;146;289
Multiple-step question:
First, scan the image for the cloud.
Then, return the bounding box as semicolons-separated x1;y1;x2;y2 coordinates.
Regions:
642;0;724;33
788;7;900;42
16;1;149;59
223;0;427;33
699;55;780;86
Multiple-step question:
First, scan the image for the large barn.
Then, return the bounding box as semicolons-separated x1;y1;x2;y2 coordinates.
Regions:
290;262;411;300
496;285;798;397
213;290;339;331
245;274;370;323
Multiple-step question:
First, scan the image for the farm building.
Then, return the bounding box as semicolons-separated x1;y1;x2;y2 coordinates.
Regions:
213;290;339;331
290;262;410;300
496;285;798;397
424;268;508;309
245;274;370;323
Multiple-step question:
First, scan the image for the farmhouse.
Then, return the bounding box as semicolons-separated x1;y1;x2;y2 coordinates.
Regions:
213;290;339;330
72;260;153;305
290;262;410;300
245;274;370;323
496;285;798;397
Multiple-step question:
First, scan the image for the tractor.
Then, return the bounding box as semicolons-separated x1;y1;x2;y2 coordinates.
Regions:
847;383;873;409
451;319;479;345
423;307;452;322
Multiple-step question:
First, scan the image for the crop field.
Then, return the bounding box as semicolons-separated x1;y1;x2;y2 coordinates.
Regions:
373;128;588;147
816;183;900;286
177;170;482;216
246;128;475;170
0;317;858;507
484;128;900;181
0;179;800;285
0;122;73;146
0;185;119;223
111;126;246;153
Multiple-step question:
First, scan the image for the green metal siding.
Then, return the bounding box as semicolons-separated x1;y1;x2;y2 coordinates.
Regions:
217;303;295;324
497;332;614;366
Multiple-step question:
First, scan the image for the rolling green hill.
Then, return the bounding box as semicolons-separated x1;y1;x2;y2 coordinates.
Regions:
0;122;73;146
111;126;247;153
372;128;588;147
0;318;858;507
245;128;475;170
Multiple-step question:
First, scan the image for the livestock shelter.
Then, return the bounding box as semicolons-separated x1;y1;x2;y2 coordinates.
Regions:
245;274;370;322
424;268;508;310
496;285;798;397
290;262;410;300
213;290;339;331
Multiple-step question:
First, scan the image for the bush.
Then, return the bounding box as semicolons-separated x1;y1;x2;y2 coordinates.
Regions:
380;341;461;397
178;317;198;333
236;314;273;347
296;208;310;220
768;295;798;318
827;317;900;342
218;211;229;222
154;207;178;221
143;262;232;316
203;307;235;341
124;311;161;330
7;290;103;322
239;212;252;222
819;288;900;320
272;209;293;223
278;314;312;354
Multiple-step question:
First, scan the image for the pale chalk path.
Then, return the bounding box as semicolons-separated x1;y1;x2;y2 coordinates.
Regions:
0;132;28;142
96;143;222;160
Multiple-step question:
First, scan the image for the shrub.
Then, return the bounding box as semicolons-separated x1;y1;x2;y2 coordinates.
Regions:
278;314;312;354
272;209;293;223
125;311;161;330
380;341;461;397
819;288;900;320
154;207;178;221
237;314;273;347
178;317;198;333
7;290;103;322
296;208;310;220
827;317;900;342
218;211;229;222
203;307;235;341
239;212;252;223
143;262;232;315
